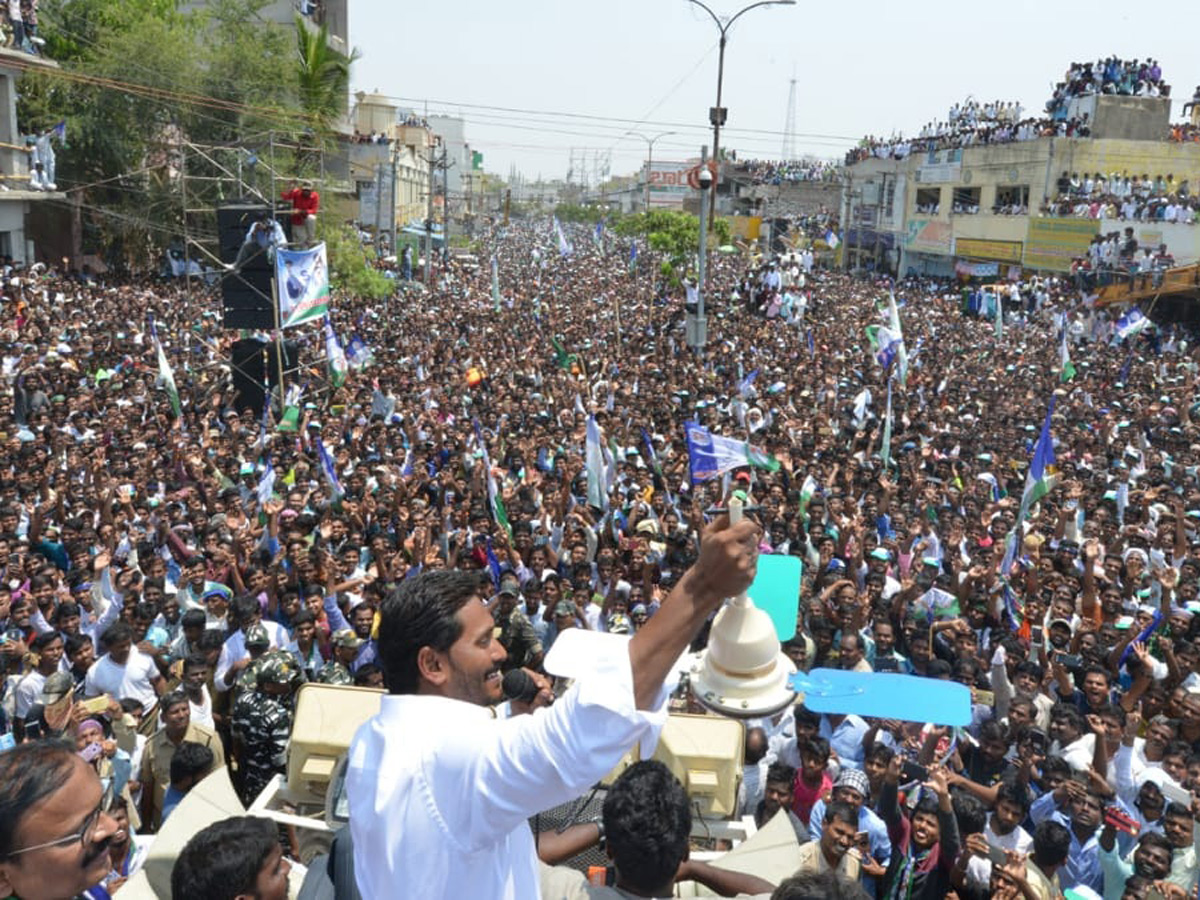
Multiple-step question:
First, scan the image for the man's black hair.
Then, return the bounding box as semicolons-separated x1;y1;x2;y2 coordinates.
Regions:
793;704;822;729
30;630;62;653
990;777;1029;816
354;663;383;687
951;790;986;835
0;741;79;859
171;816;280;900
169;740;215;785
183;653;210;674
1031;820;1071;868
770;871;870;900
377;570;481;694
766;762;796;787
823;800;858;829
181;608;207;630
602;760;691;894
231;594;260;625
100;621;133;650
863;741;893;766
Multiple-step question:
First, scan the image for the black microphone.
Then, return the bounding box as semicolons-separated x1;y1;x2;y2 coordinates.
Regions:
502;669;541;704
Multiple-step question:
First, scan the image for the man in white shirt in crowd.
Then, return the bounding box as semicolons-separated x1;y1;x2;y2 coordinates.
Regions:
213;595;290;692
84;621;166;713
347;515;760;900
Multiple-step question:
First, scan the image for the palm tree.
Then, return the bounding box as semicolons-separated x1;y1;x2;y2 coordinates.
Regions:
294;13;357;168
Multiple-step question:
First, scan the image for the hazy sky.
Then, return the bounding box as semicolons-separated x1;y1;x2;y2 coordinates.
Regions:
350;0;1198;182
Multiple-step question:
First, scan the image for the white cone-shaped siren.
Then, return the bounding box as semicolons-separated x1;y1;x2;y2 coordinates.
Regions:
690;492;797;718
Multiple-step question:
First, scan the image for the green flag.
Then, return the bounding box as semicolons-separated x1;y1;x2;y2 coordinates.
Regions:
151;321;181;418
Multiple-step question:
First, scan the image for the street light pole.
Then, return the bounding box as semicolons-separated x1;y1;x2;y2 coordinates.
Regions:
641;130;676;212
687;0;796;229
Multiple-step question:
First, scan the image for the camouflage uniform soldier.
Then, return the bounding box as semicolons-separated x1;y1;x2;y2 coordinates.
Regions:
316;629;361;685
232;624;273;697
492;576;543;672
230;650;298;805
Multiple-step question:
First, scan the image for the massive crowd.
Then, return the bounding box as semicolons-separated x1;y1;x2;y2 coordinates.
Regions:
0;211;1199;900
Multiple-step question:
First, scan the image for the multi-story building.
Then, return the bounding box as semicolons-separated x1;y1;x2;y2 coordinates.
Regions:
0;48;60;263
844;95;1200;279
349;92;433;237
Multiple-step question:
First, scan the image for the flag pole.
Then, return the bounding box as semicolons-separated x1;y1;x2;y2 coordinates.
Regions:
272;275;286;413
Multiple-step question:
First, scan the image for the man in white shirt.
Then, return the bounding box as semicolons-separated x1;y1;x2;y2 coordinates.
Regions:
346;515;760;900
84;621;166;712
213;595;290;692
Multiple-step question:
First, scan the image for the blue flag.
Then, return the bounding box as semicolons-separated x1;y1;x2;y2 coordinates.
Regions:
807;329;815;358
314;437;343;500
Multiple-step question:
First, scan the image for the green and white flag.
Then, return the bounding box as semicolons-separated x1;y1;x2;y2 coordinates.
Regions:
324;316;347;389
1060;326;1076;382
684;421;780;484
150;319;181;418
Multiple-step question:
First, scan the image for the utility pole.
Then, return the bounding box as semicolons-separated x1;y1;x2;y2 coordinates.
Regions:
423;140;440;287
389;143;398;255
373;162;384;257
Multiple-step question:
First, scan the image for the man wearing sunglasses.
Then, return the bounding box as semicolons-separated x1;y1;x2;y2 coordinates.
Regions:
0;741;121;900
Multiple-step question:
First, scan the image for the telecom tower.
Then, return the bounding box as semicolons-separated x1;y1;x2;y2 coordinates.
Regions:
782;75;797;161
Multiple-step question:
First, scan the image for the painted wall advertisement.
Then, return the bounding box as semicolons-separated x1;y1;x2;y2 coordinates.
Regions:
955;238;1024;264
1023;218;1099;272
903;218;953;255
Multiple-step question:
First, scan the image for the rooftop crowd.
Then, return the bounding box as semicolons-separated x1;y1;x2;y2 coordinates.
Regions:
0;212;1199;899
1047;59;1170;119
732;159;840;186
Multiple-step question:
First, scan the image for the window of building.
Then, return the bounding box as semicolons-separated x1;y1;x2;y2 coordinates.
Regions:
993;185;1030;215
952;186;981;214
915;187;941;215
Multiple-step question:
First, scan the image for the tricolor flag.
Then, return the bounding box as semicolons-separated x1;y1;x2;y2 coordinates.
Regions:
886;291;908;386
323;316;347;388
346;336;373;370
1114;308;1149;342
149;317;181;418
314;437;343;501
256;460;276;506
737;368;760;398
473;420;512;538
586;415;607;510
684;421;779;484
1000;395;1057;625
1059;327;1076;382
799;473;819;523
824;229;839;249
554;217;573;256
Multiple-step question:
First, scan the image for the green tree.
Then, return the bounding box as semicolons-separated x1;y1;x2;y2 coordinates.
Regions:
613;210;730;280
294;14;356;168
319;220;393;301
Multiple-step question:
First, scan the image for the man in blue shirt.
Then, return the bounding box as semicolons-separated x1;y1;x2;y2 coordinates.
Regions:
820;711;870;770
808;767;890;897
1028;778;1106;895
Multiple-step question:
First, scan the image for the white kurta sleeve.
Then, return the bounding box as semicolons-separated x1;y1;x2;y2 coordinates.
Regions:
429;643;667;854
